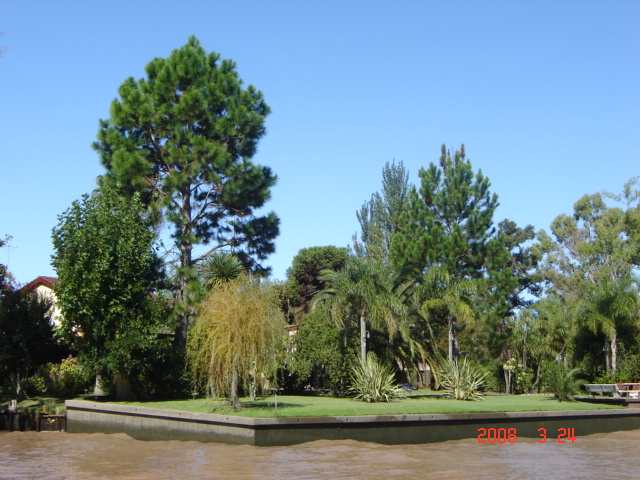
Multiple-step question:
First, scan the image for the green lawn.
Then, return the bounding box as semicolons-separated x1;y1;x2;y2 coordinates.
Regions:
117;393;622;418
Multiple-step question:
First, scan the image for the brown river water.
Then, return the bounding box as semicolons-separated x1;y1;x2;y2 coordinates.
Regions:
2;429;639;480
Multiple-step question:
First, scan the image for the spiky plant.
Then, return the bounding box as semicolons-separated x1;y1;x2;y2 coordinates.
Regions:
199;253;244;289
437;357;487;401
349;354;405;403
546;363;582;402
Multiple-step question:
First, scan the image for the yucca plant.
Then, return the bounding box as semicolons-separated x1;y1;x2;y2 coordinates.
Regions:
349;354;405;402
437;357;487;401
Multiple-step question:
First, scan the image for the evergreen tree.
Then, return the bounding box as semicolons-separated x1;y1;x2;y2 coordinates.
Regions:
391;144;511;361
391;144;500;278
283;246;348;323
353;160;410;263
93;37;279;350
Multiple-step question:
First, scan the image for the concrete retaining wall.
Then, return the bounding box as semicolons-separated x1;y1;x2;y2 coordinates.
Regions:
65;400;640;446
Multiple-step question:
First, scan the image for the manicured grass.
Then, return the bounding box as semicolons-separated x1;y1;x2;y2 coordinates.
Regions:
117;392;622;418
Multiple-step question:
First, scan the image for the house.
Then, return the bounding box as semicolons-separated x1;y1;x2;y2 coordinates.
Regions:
19;276;61;327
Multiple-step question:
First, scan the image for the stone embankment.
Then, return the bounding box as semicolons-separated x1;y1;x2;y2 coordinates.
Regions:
65;400;640;446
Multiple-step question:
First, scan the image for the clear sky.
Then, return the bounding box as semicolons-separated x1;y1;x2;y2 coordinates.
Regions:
1;1;638;285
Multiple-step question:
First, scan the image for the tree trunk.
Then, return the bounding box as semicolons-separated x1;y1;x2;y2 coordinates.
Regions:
209;380;218;400
448;315;459;362
114;373;133;401
360;307;367;364
611;333;618;374
504;368;511;395
93;374;104;396
605;340;611;373
174;189;194;352
230;369;242;410
531;363;542;393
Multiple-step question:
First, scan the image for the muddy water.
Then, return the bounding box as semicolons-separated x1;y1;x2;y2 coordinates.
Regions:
1;429;639;480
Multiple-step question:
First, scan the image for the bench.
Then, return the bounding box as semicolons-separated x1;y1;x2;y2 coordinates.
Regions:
584;384;622;397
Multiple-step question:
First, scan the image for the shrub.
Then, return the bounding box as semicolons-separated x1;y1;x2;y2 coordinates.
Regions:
546;363;582;402
437;358;487;400
349;354;405;402
40;356;90;397
287;307;358;396
21;375;48;396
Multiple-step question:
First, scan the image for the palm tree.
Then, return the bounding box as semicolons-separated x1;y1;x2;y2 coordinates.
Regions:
418;266;477;362
581;275;640;373
313;257;410;364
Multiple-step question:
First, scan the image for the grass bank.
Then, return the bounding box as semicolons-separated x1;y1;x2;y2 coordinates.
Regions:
117;393;621;418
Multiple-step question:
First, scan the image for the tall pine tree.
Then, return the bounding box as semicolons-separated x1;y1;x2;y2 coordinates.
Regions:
391;145;499;278
93;37;279;349
391;144;513;360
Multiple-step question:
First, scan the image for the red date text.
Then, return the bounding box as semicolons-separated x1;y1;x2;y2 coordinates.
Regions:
477;427;576;443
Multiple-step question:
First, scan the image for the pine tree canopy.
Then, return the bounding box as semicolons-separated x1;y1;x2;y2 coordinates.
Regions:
92;36;280;349
391;144;499;279
94;36;279;274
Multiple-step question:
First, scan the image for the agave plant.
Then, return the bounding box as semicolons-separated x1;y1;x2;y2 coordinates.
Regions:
437;357;487;401
349;354;405;402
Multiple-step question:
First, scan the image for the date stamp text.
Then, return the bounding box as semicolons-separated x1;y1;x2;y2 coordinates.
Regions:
477;427;576;444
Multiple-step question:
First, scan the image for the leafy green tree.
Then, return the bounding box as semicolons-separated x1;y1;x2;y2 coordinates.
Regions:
0;289;61;394
540;182;640;375
187;275;286;410
52;187;169;400
504;306;564;394
604;176;640;267
549;193;633;287
93;36;279;350
287;305;357;396
353;160;410;263
283;246;348;323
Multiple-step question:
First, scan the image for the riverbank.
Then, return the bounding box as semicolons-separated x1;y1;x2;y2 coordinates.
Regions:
65;396;640;446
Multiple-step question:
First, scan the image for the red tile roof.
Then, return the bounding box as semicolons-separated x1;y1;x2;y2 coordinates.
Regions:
20;276;59;293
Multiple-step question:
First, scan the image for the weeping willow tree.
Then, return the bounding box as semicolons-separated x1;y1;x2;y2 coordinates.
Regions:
187;275;286;410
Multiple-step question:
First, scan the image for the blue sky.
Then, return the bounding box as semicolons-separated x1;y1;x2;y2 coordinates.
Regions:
1;1;638;285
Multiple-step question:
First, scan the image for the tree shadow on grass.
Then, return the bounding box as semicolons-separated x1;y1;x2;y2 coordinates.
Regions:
239;400;305;410
404;393;447;400
208;399;307;414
